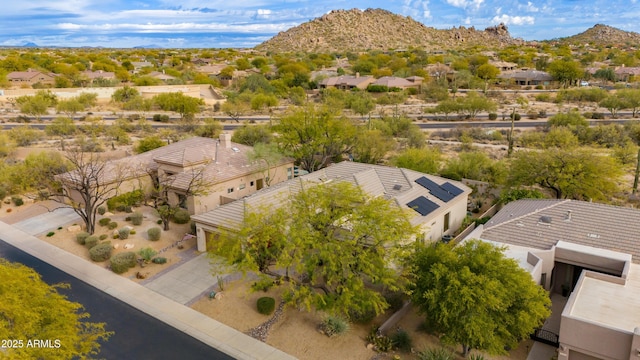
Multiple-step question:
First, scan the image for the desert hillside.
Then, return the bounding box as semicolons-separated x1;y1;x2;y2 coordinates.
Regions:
256;8;521;53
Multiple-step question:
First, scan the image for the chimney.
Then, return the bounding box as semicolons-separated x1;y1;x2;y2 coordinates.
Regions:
565;210;572;221
355;72;360;78
219;133;231;148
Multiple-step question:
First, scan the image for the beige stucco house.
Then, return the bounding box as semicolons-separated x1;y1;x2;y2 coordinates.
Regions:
466;199;640;359
6;69;56;87
318;74;375;90
192;161;471;252
59;134;294;217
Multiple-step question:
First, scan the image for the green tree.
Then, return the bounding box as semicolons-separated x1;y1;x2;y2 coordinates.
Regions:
409;240;550;356
600;94;630;118
547;111;589;127
8;125;43;146
547;59;583;88
231;124;273;146
351;128;395;164
111;86;140;103
0;259;113;360
391;147;442;174
347;91;376;119
212;181;416;319
441;151;506;184
152;92;204;119
135;136;166;154
221;96;251;123
508;147;622;200
617;89;640;118
16;90;57;121
457;92;497;119
275;105;357;172
194;118;222;138
476;63;500;93
56;99;84;118
248;142;286;186
45;116;76;150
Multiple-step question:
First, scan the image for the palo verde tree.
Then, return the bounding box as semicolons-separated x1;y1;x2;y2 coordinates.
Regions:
36;148;128;234
212;181;417;319
275;104;357;172
508;147;622;200
409;240;551;356
0;259;113;360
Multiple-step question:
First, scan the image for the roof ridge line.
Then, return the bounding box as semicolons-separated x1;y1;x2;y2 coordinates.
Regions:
484;199;570;230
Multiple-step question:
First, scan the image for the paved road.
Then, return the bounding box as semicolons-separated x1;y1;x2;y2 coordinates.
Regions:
0;240;234;360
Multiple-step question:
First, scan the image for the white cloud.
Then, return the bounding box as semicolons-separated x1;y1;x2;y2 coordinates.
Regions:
402;0;431;19
524;2;539;12
492;14;535;26
445;0;484;10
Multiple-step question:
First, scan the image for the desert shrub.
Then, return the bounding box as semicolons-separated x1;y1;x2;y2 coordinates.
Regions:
0;187;6;202
591;112;605;119
118;227;130;239
152;257;167;264
349;307;377;324
172;208;190;224
468;355;486;360
84;235;99;249
110;251;137;274
99;217;111;226
251;277;274;292
147;227;162;241
488;112;497;120
108;221;118;230
112;234;119;239
138;247;157;262
11;196;23;206
89;243;112;262
156;219;163;225
130;211;143;225
385;291;406;312
106;189;145;211
256;297;276;315
99;234;108;240
130;229;136;235
366;329;394;352
125;216;131;221
46;231;55;237
416;347;455;360
97;206;106;215
320;316;350;337
390;329;412;352
76;231;90;245
535;93;551;102
510;112;521;121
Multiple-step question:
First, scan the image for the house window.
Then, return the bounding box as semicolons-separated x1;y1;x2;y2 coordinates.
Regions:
444;212;450;232
250;181;254;187
178;194;187;209
227;187;234;194
239;183;246;190
287;167;293;180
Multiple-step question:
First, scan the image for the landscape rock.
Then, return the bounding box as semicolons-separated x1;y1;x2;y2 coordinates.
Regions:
67;225;82;232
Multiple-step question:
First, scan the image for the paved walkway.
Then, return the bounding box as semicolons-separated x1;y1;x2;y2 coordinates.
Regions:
527;293;566;360
0;220;296;360
12;206;80;236
143;252;219;305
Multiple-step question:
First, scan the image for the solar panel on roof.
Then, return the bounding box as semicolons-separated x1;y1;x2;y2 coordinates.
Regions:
407;196;440;216
441;182;464;196
415;176;454;202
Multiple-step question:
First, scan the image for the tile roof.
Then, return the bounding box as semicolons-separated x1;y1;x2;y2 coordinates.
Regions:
193;162;471;230
319;75;375;88
480;199;640;263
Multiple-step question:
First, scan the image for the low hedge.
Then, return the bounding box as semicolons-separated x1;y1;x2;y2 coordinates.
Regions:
84;235;99;249
89;242;112;262
76;231;90;245
108;221;118;230
172;208;191;224
118;227;130;240
257;297;276;315
147;227;161;241
130;211;144;226
99;217;111;226
106;190;145;211
152;257;167;264
110;251;137;274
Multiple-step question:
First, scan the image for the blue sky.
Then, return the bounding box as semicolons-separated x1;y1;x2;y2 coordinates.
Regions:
1;0;639;48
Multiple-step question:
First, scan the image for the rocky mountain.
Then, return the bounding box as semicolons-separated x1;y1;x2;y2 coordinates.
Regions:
256;8;522;53
558;24;640;45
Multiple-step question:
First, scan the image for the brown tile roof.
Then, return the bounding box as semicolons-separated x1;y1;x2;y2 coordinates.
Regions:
480;199;640;263
319;75;375;88
373;76;414;88
192;162;471;230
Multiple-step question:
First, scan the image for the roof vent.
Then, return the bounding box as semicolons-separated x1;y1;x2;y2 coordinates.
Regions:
538;216;552;225
231;147;240;153
393;184;402;191
564;210;572;221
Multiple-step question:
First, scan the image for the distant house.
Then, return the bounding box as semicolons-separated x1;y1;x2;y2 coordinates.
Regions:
371;76;422;90
614;66;640;82
148;71;177;83
465;199;640;360
130;61;154;73
490;60;518;72
318;74;375;90
192;161;471;252
498;69;553;86
80;70;116;85
58;134;294;220
6;69;56;87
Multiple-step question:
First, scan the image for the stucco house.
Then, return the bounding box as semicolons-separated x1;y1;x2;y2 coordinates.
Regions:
59;135;294;217
318;74;375;90
372;76;422;90
498;69;553;86
192;161;471;252
465;199;640;360
7;69;56;87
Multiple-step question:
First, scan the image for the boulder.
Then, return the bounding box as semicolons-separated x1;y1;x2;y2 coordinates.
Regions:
67;225;82;232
